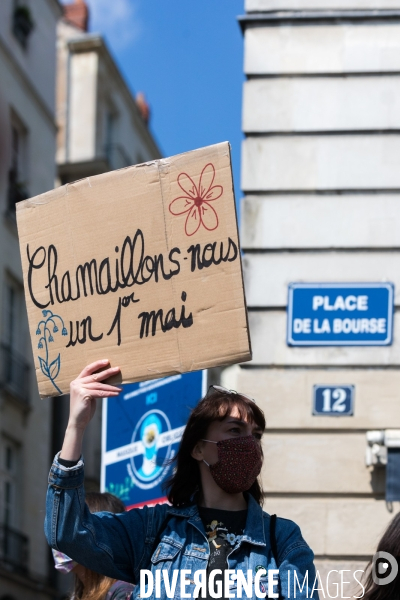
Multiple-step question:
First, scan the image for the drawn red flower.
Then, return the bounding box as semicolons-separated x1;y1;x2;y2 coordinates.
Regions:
169;163;223;236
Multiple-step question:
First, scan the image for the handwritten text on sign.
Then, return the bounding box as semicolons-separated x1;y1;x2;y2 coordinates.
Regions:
27;234;238;349
17;143;251;397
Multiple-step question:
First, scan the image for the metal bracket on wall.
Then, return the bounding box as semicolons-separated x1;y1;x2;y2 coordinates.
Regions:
366;430;400;467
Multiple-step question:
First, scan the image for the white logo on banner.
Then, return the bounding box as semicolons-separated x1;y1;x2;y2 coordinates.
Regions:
103;409;184;490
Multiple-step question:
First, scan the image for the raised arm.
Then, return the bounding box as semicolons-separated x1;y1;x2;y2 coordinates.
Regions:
45;360;163;583
60;359;121;461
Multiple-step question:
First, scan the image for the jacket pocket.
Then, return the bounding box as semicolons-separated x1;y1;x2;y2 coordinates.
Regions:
151;538;182;565
148;540;184;599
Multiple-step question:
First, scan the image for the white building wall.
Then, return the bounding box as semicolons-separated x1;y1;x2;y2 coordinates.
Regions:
243;77;400;132
241;196;400;249
69;50;98;162
228;1;400;580
0;0;58;114
57;21;161;184
0;0;61;598
247;0;400;7
244;22;400;74
242;136;400;191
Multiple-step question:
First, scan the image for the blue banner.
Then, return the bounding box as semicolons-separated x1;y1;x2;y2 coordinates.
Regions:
101;371;206;508
287;283;394;346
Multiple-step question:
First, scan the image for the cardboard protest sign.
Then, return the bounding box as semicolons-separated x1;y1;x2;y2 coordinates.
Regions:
16;142;251;397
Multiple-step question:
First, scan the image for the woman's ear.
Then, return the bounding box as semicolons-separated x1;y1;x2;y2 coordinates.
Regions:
191;441;205;462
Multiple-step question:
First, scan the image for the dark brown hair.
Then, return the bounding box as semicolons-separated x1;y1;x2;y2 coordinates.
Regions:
165;390;266;507
85;492;125;514
72;493;125;600
362;512;400;600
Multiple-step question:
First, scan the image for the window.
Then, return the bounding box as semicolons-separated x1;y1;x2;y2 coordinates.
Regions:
4;283;16;352
103;104;118;169
0;438;27;573
2;276;24;353
0;276;30;403
12;1;34;50
102;99;123;168
0;437;20;529
106;109;116;150
7;110;29;216
97;84;131;167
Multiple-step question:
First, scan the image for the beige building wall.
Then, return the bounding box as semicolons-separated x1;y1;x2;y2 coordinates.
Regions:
56;20;161;185
224;0;400;586
0;0;62;598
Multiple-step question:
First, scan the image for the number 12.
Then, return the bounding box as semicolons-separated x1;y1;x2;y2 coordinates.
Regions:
322;388;347;412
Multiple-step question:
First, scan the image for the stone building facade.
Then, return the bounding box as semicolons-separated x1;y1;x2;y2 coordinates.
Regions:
0;2;62;599
0;1;161;598
223;0;400;588
56;16;160;186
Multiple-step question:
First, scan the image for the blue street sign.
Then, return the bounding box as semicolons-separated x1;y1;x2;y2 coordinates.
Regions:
101;371;207;509
287;283;394;346
313;385;354;416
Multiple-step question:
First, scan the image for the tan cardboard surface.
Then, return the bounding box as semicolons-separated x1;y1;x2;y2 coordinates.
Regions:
16;143;251;397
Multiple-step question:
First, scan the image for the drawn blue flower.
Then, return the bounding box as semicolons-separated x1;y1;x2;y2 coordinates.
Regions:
36;311;65;395
226;533;236;545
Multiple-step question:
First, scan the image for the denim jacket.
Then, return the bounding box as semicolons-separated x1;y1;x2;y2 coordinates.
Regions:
45;454;318;599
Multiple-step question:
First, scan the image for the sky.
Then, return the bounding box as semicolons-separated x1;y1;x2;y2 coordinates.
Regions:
83;0;245;211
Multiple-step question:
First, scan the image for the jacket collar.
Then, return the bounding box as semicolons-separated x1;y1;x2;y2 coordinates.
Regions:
241;493;266;547
166;504;198;518
166;494;266;547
